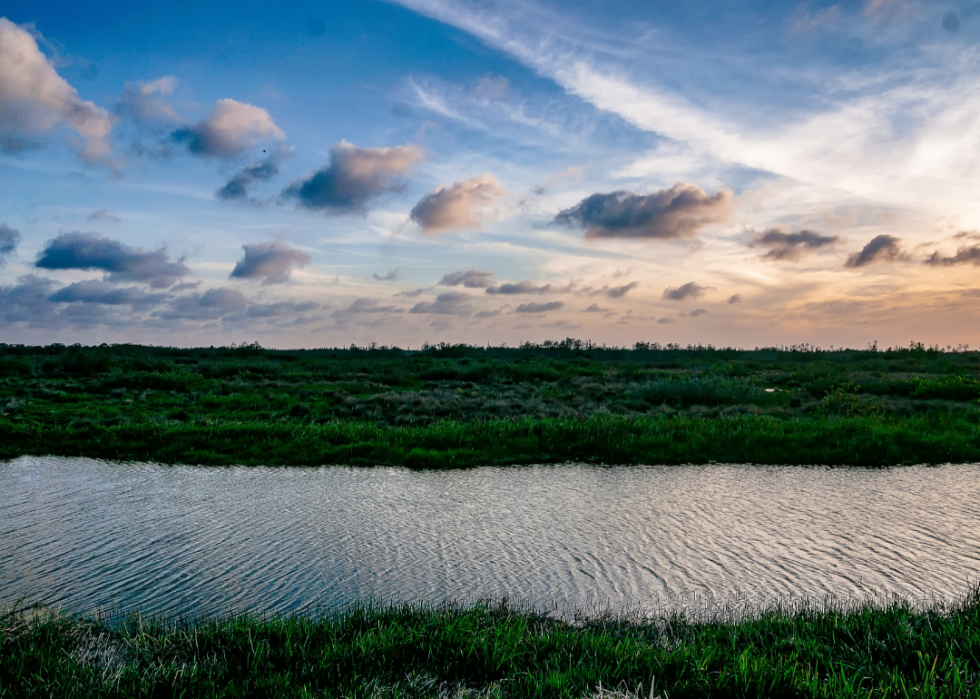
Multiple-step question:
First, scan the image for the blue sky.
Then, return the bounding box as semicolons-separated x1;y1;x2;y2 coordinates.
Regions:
1;0;978;348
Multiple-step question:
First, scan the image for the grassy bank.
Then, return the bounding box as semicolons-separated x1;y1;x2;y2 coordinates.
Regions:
3;592;980;698
2;341;979;466
2;413;980;467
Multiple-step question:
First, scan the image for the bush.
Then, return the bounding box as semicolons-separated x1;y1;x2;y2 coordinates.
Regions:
911;376;980;401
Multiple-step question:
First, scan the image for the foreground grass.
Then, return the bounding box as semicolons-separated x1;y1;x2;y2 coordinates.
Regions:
3;592;980;698
3;340;980;466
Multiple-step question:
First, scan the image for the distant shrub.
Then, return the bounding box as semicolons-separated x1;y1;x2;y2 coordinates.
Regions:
911;376;980;401
628;377;769;408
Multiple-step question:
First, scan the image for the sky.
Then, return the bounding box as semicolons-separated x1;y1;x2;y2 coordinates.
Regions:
0;0;978;349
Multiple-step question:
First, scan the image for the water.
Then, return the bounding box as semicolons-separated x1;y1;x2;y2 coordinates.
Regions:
2;457;979;618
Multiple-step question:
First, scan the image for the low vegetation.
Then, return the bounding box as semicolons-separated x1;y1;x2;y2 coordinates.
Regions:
2;339;979;466
3;590;979;698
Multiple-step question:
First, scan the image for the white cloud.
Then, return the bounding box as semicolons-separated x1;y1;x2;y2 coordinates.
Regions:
173;98;285;158
0;18;114;165
410;173;507;233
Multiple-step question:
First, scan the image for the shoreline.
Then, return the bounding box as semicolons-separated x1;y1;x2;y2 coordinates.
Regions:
4;591;979;697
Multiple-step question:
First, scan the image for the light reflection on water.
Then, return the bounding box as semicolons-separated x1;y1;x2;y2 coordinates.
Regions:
1;457;979;618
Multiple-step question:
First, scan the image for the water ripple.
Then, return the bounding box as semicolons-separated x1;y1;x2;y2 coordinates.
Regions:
2;458;979;618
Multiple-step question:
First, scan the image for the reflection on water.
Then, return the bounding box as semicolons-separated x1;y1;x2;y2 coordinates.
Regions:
2;457;979;618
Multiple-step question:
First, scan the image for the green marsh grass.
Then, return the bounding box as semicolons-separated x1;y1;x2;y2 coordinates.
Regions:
3;590;980;697
2;341;980;467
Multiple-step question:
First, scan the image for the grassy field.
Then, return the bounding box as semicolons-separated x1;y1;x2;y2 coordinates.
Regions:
3;591;979;698
2;339;980;466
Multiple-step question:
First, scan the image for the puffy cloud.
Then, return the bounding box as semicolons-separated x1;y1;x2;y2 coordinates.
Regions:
0;223;20;265
410;292;474;315
728;294;742;304
158;287;247;321
554;183;731;239
925;245;980;267
751;228;840;261
688;308;708;317
172;99;284;159
117;76;179;125
282;140;423;212
409;173;507;233
439;269;494;288
216;147;292;201
845;235;909;268
35;232;190;288
372;269;400;281
0;19;114;165
0;274;60;325
49;279;170;306
663;282;710;301
515;301;564;313
229;241;311;284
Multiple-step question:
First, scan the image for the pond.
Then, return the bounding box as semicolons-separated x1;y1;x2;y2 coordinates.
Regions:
2;457;979;618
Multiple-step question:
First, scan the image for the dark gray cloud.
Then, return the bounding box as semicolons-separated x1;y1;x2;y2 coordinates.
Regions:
0;275;61;325
583;303;610;313
35;231;191;288
246;300;321;318
395;287;428;298
515;301;564;314
230;241;311;284
943;12;960;31
410;292;474;315
171;99;284;159
216;147;291;201
170;281;200;293
605;282;639;298
925;245;980;267
752;227;840;261
49;279;170;306
845;235;908;268
0;223;20;266
486;281;563;295
282;141;422;212
553;183;731;239
439;269;494;288
663;282;710;301
333;299;403;316
409;174;506;234
728;294;742;304
87;209;121;223
372;269;401;281
657;317;673;324
157;287;247;321
688;308;708;317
